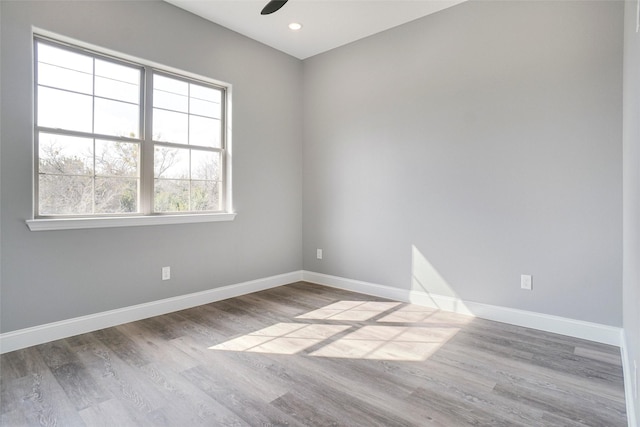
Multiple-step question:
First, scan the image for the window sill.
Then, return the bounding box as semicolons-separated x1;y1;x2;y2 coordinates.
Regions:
26;212;237;231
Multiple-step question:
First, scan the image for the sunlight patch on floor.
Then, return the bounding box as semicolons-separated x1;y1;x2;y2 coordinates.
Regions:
309;325;459;361
209;323;351;354
296;301;402;322
209;299;463;361
376;305;440;323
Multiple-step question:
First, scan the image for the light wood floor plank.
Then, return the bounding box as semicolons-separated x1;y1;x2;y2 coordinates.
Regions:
0;282;627;426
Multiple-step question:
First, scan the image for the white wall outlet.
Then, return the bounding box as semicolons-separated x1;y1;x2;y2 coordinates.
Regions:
162;266;171;281
520;274;532;290
316;249;323;260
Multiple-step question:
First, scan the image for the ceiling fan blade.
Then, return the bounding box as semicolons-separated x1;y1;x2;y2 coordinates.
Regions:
261;0;288;15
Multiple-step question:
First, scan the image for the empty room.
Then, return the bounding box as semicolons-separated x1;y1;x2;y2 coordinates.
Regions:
1;0;639;425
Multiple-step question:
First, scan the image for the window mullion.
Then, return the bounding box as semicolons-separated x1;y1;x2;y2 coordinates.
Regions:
35;126;142;143
141;66;154;215
188;83;194;211
92;58;97;214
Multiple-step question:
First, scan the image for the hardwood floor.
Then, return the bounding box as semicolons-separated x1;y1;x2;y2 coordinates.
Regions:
0;282;627;426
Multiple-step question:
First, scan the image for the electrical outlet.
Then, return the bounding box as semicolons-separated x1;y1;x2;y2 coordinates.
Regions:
162;266;171;281
520;274;532;290
316;249;323;260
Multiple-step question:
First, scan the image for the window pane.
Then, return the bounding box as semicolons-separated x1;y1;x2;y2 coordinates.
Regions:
95;76;139;104
39;133;93;176
37;42;93;74
191;180;221;211
95;59;140;85
154;179;189;212
94;98;139;138
153;108;188;143
39;174;93;215
38;62;93;94
154;146;189;179
190;84;221;119
38;86;93;133
189;116;221;148
191;150;220;180
190;97;221;118
95;140;139;177
95;177;138;213
190;84;221;104
154;74;188;95
154;89;188;113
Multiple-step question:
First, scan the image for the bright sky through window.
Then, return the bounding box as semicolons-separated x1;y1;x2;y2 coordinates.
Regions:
34;37;229;218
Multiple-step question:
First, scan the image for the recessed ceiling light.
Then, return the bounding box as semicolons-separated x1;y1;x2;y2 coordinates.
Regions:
288;22;302;31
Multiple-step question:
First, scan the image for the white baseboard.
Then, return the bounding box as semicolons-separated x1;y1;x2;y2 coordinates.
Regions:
0;271;304;354
1;269;622;353
302;270;622;347
621;330;639;427
2;269;630;422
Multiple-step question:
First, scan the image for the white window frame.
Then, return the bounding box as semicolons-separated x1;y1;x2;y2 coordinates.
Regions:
27;33;235;231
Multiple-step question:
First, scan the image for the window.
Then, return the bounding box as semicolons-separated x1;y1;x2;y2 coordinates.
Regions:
152;73;224;213
33;36;231;224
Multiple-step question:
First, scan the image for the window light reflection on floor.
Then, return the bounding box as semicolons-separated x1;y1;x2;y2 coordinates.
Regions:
210;323;351;355
309;325;459;361
296;300;401;321
208;300;467;361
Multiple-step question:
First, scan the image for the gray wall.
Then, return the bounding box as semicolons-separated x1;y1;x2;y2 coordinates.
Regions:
0;0;627;336
623;0;640;420
0;0;303;332
302;1;624;326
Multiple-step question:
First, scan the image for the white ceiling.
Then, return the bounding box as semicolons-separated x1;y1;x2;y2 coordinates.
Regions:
164;0;467;59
